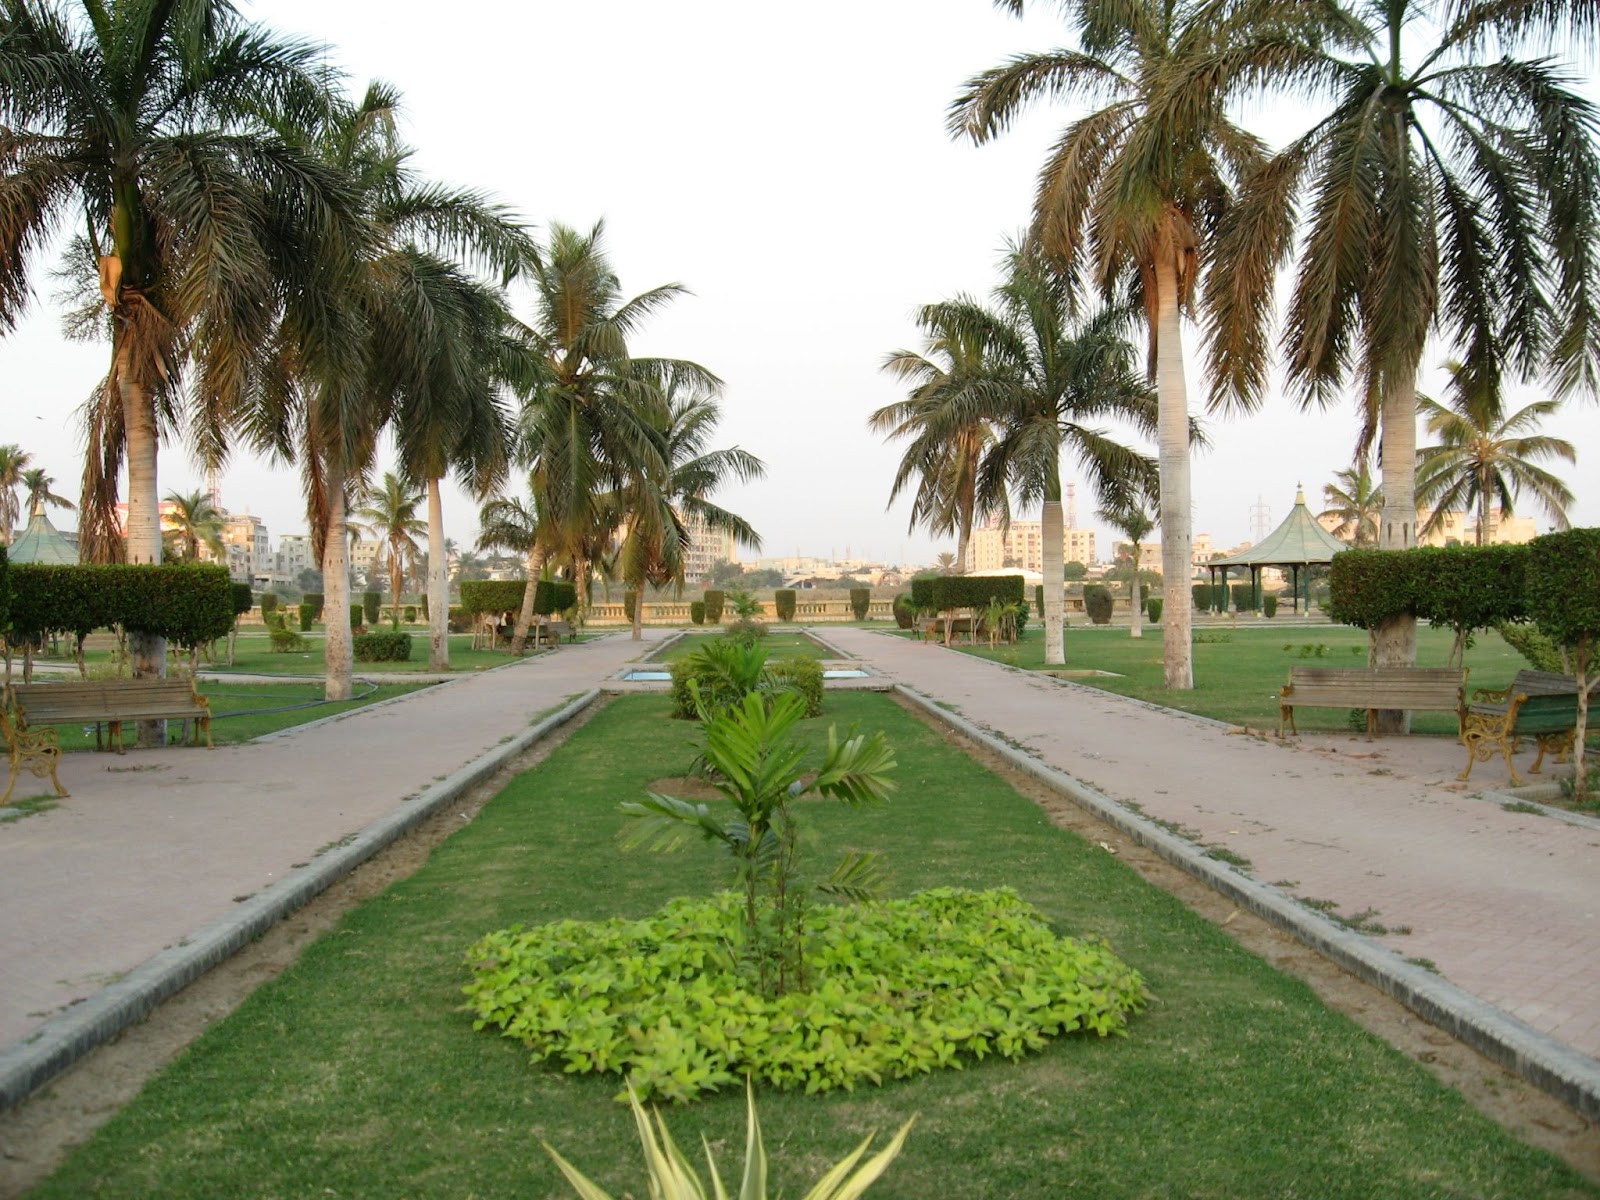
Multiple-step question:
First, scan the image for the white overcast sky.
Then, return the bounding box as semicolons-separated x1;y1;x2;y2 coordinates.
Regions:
2;1;1596;566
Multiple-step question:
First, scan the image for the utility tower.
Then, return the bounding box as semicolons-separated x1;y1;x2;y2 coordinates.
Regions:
1249;496;1271;543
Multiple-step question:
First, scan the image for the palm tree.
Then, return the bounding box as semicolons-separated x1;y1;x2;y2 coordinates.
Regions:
512;220;714;653
162;489;224;561
613;362;765;641
950;0;1272;688
1206;0;1600;718
353;473;427;628
1416;366;1576;545
20;468;73;518
0;444;29;543
1099;488;1158;638
1320;459;1384;547
927;247;1159;666
873;307;1003;571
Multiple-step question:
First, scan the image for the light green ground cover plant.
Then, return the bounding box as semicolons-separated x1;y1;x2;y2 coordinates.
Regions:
42;681;430;750
28;694;1597;1199
944;624;1533;734
465;888;1146;1102
547;1081;913;1200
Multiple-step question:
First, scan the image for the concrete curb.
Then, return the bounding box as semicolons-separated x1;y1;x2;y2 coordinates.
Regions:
0;689;601;1113
894;684;1600;1123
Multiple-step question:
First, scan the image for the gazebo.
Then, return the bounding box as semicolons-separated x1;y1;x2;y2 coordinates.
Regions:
1207;487;1346;615
6;502;78;565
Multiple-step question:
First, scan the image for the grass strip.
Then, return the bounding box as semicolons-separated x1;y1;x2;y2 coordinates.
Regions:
29;693;1596;1199
651;631;840;662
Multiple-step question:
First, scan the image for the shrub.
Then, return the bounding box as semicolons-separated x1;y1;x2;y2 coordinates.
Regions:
892;594;916;630
303;591;324;619
419;593;428;620
404;605;417;623
533;579;577;617
1035;584;1045;618
703;589;725;624
446;605;472;634
930;574;1024;612
464;887;1147;1103
1147;597;1164;623
350;604;363;629
460;580;528;616
909;577;936;612
849;587;871;621
767;655;823;716
1328;549;1415;629
259;592;278;617
269;625;306;652
689;600;706;625
297;602;315;632
1411;544;1529;664
359;590;379;626
353;630;412;662
230;583;254;618
1526;528;1600;799
1496;621;1566;672
669;638;773;719
1083;585;1113;625
774;588;796;621
1192;582;1211;613
1263;595;1278;619
1230;582;1257;612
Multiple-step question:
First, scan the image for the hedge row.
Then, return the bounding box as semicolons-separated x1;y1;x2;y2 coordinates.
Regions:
459;579;576;617
1328;545;1530;637
6;563;235;649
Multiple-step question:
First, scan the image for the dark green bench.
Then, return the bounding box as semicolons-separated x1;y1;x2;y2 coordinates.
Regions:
1458;672;1589;786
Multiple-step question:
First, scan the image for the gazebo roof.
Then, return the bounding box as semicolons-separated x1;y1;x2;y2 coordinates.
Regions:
1211;488;1348;568
7;505;78;565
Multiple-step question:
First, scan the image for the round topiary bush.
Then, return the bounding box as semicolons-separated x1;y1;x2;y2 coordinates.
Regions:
892;594;916;630
464;887;1146;1103
1263;594;1278;618
690;599;706;625
1084;585;1113;625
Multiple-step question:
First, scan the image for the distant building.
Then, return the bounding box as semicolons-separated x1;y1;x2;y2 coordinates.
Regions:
275;533;315;580
681;510;737;583
964;518;1096;574
220;513;269;583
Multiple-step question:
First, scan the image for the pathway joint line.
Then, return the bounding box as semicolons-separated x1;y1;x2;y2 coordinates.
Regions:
893;682;1600;1123
0;689;602;1114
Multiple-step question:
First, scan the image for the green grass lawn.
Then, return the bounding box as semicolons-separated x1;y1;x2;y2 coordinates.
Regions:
43;681;433;751
651;630;843;662
937;622;1533;736
28;693;1594;1199
26;631;524;677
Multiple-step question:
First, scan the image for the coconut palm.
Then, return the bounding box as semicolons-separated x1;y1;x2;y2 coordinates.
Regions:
353;473;427;628
926;247;1160;666
613;362;765;641
1416;366;1576;545
162;488;224;561
512;220;714;653
1205;0;1600;717
20;467;73;518
950;0;1274;688
1320;459;1383;547
873;307;1004;571
0;443;29;542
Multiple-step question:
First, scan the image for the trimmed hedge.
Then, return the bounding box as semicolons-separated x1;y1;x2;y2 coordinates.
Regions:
909;577;936;611
892;594;916;630
703;589;725;624
404;605;417;623
1147;597;1164;623
774;589;797;621
298;602;315;631
231;583;254;617
460;580;528;615
1526;530;1600;654
304;591;324;618
353;630;413;662
8;562;235;650
1035;584;1045;618
1329;545;1531;643
930;575;1024;611
259;592;278;616
1230;582;1257;612
690;600;706;625
1328;550;1415;629
849;587;871;621
362;591;381;626
1192;583;1211;613
350;604;363;629
1083;584;1113;625
767;656;823;716
1262;595;1278;619
534;579;577;616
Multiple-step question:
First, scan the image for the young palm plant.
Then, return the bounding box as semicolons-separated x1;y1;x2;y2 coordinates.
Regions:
1320;458;1383;547
162;488;224;561
1099;484;1159;638
353;472;427;627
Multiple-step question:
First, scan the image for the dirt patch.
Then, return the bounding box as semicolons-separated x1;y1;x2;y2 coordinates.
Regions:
646;776;720;801
889;693;1599;1183
0;699;610;1197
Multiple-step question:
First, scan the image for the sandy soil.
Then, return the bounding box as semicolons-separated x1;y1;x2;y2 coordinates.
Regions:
0;694;1593;1196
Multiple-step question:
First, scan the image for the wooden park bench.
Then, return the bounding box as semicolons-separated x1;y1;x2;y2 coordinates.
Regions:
1278;666;1467;738
2;679;212;804
535;619;575;647
1458;671;1591;786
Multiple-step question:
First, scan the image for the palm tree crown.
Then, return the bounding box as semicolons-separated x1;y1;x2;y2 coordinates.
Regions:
354;472;427;622
1319;459;1383;547
162;489;224;561
0;443;30;543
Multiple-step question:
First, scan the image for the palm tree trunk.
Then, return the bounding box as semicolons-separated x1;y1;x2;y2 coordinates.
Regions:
1042;496;1064;666
119;349;168;745
1153;245;1193;690
509;546;543;655
632;578;644;640
323;462;355;702
426;479;449;671
1373;371;1419;733
1129;547;1144;639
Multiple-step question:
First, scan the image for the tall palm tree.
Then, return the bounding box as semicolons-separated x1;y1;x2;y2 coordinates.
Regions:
614;362;765;641
512;220;713;653
950;0;1272;688
162;488;224;561
246;83;532;697
928;247;1159;666
20;467;73;518
1099;486;1158;638
1416;366;1576;545
873;307;1003;571
0;444;29;543
353;472;427;626
1320;459;1383;547
1206;0;1600;719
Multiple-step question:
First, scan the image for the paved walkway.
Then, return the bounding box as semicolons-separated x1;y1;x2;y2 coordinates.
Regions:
2;625;1596;1078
